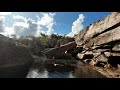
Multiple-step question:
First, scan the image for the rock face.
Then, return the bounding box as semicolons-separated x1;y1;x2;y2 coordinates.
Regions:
0;34;33;78
74;12;120;68
75;12;120;47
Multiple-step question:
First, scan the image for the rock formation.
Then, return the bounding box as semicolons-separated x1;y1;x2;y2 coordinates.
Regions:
74;12;120;68
0;34;33;78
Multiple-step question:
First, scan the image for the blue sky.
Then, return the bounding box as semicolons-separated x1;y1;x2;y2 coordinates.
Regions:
0;12;110;37
54;12;110;35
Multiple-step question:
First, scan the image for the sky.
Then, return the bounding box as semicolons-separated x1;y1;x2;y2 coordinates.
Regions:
0;12;110;38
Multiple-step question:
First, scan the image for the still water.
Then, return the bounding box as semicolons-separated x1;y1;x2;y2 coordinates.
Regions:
27;60;106;78
27;63;76;78
27;68;75;78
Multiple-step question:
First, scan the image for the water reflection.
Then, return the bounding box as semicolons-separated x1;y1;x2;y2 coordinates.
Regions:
27;66;75;78
74;62;106;78
27;61;106;78
27;69;49;78
48;71;75;78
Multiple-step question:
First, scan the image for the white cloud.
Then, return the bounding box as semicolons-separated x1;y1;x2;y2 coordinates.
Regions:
26;19;38;36
0;16;5;21
67;14;85;37
0;16;5;32
37;13;56;35
67;32;74;37
12;13;56;37
46;22;54;35
37;13;55;26
13;20;37;37
12;15;38;37
14;22;29;28
13;15;27;22
0;12;56;37
0;12;11;16
0;16;15;37
13;24;27;36
4;27;15;37
35;25;46;37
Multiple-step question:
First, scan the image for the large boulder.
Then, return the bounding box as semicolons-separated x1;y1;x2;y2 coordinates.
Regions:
0;34;33;78
44;41;77;59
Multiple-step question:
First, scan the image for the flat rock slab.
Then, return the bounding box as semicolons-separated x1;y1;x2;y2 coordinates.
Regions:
44;41;76;59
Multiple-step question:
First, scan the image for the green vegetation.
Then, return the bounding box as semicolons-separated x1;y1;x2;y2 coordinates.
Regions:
11;33;75;56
